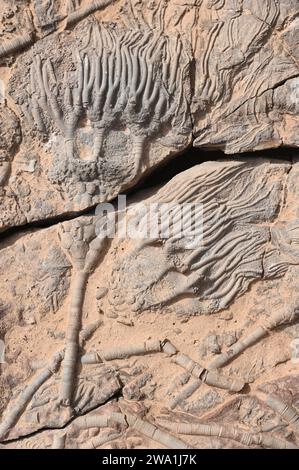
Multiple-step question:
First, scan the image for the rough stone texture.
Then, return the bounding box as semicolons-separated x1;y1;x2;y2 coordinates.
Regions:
0;158;299;448
0;0;299;450
2;1;193;231
0;0;298;231
191;0;299;153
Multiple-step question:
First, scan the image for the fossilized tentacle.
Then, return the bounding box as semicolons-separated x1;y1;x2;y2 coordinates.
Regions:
42;59;65;131
82;54;95;107
72;50;84;114
31;56;47;109
135;33;153;100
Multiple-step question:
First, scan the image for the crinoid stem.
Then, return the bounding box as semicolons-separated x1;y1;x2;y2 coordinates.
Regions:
131;134;146;175
0;32;33;59
161;340;245;393
80;351;101;364
59;270;89;406
74;412;126;429
92;126;105;161
257;391;299;434
126;414;190;449
79;432;121;449
0;350;64;441
79;319;102;345
165;372;190;396
208;305;299;370
99;339;161;361
156;421;298;450
173;352;245;392
168;379;201;410
66;0;114;27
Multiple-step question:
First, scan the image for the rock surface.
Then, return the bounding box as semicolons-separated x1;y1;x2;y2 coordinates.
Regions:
0;0;299;450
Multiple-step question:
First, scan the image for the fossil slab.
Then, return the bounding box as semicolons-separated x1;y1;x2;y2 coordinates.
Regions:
1;4;192;232
0;1;299;231
0;158;299;447
103;158;298;317
1;0;299;451
191;0;299;153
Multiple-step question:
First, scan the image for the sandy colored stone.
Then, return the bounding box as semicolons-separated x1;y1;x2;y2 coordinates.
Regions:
0;0;299;450
0;158;299;448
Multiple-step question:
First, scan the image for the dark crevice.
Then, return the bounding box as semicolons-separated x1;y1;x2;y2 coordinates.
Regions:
0;204;97;250
129;146;297;193
0;146;218;246
0;146;298;248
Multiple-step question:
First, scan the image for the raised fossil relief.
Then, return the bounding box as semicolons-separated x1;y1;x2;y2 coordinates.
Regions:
190;0;299;153
0;1;35;62
27;23;189;173
0;157;299;449
7;13;191;194
1;9;192;231
0;0;298;232
1;0;299;451
103;159;299;317
0;0;116;63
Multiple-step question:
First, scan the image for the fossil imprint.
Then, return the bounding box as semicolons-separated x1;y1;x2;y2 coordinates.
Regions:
107;160;299;315
1;0;299;451
0;160;298;448
28;22;190;177
0;160;299;447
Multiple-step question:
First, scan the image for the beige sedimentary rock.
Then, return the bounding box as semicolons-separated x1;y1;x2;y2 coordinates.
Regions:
0;0;299;451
